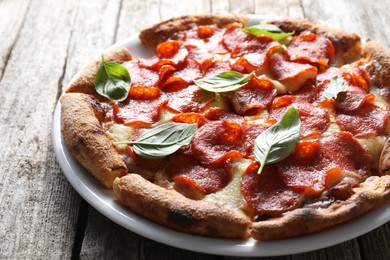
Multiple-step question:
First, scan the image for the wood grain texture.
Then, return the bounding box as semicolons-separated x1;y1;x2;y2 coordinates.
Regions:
211;0;255;14
0;0;82;258
0;0;31;80
254;0;304;17
302;0;390;46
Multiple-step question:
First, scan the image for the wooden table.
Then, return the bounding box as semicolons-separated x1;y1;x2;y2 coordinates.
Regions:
1;0;390;259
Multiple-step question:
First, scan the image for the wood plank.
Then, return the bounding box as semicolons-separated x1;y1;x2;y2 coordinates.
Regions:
301;0;389;46
0;0;31;80
254;0;304;18
115;0;161;42
159;0;211;21
357;222;390;260
211;0;255;14
0;0;84;258
291;240;361;260
79;208;141;260
61;0;122;90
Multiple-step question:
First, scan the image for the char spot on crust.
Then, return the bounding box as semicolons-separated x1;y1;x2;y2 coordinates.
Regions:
168;208;197;226
84;95;109;119
90;127;105;135
111;165;127;171
71;135;87;152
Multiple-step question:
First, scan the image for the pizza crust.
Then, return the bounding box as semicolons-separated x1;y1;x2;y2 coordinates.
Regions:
250;175;390;240
265;18;361;63
66;46;133;95
361;39;390;95
61;93;128;188
113;174;251;238
139;13;249;50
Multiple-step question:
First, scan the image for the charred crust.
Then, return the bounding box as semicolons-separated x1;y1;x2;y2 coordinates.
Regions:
83;95;110;120
113;174;250;238
168;209;197;226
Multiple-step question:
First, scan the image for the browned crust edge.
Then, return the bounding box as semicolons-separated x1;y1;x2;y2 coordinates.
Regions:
265;18;361;63
250;175;390;241
380;138;390;175
139;13;249;50
61;93;128;188
113;174;251;239
65;46;133;95
361;39;390;92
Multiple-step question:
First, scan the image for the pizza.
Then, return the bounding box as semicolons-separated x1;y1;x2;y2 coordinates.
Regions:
60;13;390;241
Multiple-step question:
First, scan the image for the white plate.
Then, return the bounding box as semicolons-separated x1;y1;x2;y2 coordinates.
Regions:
53;15;390;257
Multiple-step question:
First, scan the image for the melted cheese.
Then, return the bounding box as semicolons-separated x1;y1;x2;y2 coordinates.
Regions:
105;123;135;150
358;136;386;169
205;158;252;209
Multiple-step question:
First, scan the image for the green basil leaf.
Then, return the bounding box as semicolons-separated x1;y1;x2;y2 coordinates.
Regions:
115;123;198;159
241;24;294;40
254;107;301;174
322;76;347;102
194;71;253;93
95;56;131;102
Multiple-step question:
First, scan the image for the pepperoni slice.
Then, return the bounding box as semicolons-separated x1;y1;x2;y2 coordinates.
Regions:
164;84;214;113
123;60;159;87
166;154;232;199
197;25;215;39
276;141;340;194
139;41;188;70
316;65;370;85
270;96;330;138
186;45;214;73
129;86;161;100
242;122;269;157
191;120;246;166
231;36;282;73
269;52;317;93
241;163;304;214
287;33;335;67
204;61;231;76
203;107;244;123
320;132;371;179
335;103;389;137
113;98;166;127
222;23;248;51
171;113;208;126
222;75;277;115
302;66;374;111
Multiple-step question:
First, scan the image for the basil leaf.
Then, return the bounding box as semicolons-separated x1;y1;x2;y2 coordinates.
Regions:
254;107;301;174
116;123;198;159
194;71;253;93
322;76;347;102
241;24;294;40
95;55;131;102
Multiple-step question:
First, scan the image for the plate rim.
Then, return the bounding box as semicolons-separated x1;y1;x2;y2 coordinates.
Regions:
53;14;390;257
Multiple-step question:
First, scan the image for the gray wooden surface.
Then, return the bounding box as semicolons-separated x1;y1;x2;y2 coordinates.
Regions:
0;0;389;259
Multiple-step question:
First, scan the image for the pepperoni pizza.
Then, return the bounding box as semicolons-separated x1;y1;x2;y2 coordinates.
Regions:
60;14;390;240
